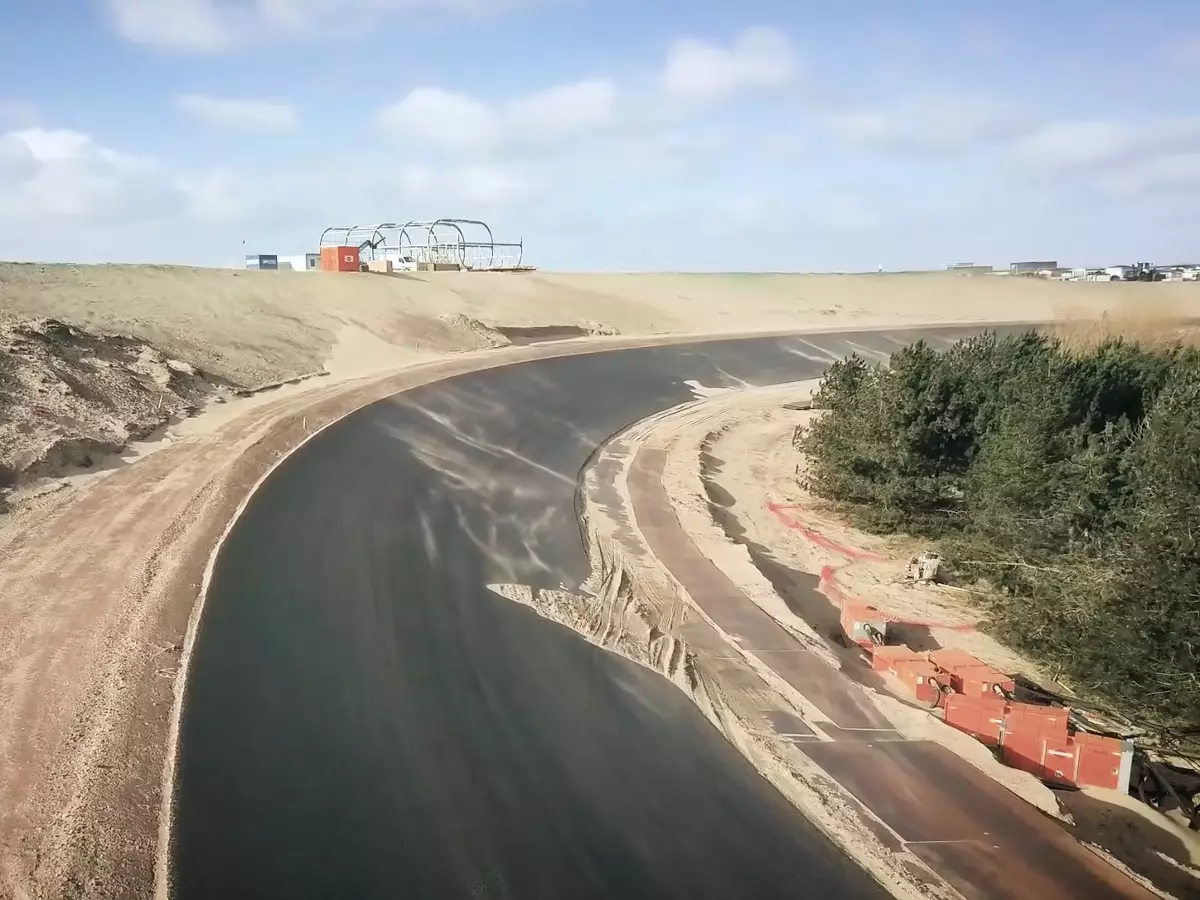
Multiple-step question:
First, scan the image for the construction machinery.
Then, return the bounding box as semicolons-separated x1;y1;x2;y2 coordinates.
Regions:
1128;262;1166;282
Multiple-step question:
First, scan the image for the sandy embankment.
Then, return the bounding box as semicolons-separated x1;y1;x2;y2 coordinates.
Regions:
693;387;1200;899
3;262;1199;494
527;376;1198;900
1;262;1199;898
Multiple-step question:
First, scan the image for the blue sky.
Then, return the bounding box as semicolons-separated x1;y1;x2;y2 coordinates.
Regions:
2;1;1199;270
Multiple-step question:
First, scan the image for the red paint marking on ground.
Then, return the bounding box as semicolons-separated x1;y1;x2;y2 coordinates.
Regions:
765;501;883;562
770;500;975;633
817;565;850;606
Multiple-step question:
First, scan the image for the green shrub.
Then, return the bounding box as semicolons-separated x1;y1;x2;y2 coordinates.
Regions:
801;331;1200;727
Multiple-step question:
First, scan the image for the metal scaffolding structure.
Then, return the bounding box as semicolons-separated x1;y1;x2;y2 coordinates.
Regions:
318;219;526;270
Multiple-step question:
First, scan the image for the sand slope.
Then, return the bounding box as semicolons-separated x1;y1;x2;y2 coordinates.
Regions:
3;262;1199;494
6;263;1200;388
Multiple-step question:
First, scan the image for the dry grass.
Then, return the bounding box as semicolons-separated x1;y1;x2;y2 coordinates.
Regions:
1051;296;1200;351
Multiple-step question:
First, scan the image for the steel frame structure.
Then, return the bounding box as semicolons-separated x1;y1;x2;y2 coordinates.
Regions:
318;219;524;270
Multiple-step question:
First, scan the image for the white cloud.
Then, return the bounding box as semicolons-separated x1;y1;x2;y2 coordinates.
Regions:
107;0;238;52
828;94;1031;155
175;94;297;131
660;27;796;103
506;79;616;141
454;163;536;205
177;169;251;222
599;129;731;179
0;133;39;184
398;161;537;206
378;88;501;152
106;0;542;52
378;78;616;152
0;127;254;228
1013;117;1200;171
0;128;188;222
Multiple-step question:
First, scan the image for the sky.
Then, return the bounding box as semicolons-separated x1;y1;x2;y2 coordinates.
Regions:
2;1;1200;271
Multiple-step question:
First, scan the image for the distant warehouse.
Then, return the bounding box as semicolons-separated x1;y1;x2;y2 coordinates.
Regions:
1010;260;1058;274
945;262;994;276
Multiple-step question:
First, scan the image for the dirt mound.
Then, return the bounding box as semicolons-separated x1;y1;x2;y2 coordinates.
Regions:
436;313;511;349
0;319;218;493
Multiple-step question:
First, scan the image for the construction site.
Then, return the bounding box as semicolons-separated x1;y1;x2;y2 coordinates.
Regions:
243;218;534;274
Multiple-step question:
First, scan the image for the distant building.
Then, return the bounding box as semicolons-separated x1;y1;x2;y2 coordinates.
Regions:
245;254;279;270
945;263;994;275
1010;260;1058;274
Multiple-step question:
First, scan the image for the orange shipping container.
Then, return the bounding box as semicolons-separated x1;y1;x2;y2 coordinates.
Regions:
320;245;361;272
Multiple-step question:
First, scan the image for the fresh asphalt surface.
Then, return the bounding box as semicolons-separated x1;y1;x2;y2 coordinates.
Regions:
170;327;1006;900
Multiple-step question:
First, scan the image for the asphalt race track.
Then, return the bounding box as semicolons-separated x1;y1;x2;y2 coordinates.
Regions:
168;327;1002;899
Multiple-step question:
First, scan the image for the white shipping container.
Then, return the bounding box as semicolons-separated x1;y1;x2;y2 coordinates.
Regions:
282;253;319;271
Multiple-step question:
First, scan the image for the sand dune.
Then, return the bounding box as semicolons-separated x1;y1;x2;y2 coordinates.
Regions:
5;263;1199;388
3;262;1197;496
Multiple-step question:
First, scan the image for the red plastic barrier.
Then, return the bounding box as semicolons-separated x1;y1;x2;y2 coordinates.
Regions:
1005;701;1068;737
1074;732;1127;791
868;645;924;671
943;692;1131;791
893;658;942;704
944;693;1008;746
1041;736;1080;785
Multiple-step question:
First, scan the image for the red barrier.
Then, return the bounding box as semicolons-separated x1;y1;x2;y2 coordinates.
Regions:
956;665;1016;697
867;645;923;671
927;649;1014;697
938;688;1132;791
840;601;889;649
929;648;984;672
1041;736;1080;785
1005;701;1068;736
893;658;942;704
1075;732;1129;791
944;693;1008;745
